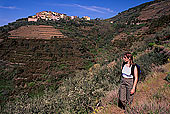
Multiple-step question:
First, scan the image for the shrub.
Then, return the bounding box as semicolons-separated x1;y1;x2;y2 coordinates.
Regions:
135;50;168;81
2;65;119;113
130;100;170;114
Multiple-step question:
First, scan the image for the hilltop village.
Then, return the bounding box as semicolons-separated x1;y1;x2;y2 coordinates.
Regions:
28;11;90;22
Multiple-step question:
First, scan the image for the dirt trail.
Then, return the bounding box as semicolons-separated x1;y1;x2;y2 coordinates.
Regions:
132;63;170;107
96;63;170;114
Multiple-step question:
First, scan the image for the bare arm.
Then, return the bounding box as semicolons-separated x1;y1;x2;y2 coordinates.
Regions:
131;66;138;94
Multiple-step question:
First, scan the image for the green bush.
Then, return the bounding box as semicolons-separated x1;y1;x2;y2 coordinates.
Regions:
28;82;35;87
135;50;168;81
2;65;119;113
148;42;155;47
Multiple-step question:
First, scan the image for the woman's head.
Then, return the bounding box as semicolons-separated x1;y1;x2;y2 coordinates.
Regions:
123;52;133;64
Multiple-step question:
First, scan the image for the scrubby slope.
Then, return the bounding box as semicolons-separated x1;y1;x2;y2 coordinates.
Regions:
0;0;170;113
131;63;170;113
95;63;170;114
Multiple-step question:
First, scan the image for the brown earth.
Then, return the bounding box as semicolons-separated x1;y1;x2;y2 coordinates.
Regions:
95;63;170;114
8;25;65;39
132;63;170;107
111;26;149;44
138;0;170;21
0;25;95;96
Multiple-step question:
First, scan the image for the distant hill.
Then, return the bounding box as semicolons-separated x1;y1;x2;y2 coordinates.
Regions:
107;0;170;23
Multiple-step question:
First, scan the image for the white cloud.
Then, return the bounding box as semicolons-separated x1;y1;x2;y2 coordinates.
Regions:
48;3;114;14
74;4;114;14
0;6;21;10
73;4;105;13
91;6;114;13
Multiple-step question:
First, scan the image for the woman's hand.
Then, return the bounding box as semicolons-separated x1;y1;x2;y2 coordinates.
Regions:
131;88;135;94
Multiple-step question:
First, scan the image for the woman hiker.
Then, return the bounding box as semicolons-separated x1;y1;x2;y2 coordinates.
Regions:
118;52;138;110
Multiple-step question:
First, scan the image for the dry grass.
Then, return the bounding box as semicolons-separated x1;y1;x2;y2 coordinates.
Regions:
95;63;170;114
130;63;170;113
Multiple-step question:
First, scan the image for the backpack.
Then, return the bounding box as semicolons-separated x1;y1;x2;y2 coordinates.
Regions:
122;62;141;82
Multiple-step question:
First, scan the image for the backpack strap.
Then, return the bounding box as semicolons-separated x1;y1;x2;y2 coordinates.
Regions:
121;62;126;70
120;62;126;82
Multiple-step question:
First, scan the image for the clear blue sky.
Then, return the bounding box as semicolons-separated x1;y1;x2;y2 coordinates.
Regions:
0;0;153;26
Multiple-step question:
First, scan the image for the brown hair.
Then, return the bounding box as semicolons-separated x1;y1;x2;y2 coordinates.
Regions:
124;52;134;65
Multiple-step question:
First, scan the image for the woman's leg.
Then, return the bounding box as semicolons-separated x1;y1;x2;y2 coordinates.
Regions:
126;79;134;107
118;78;127;110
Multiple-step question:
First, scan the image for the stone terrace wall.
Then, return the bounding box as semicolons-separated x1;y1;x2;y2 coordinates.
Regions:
8;25;65;39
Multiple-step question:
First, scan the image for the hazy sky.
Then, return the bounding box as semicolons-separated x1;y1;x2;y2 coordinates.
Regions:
0;0;153;26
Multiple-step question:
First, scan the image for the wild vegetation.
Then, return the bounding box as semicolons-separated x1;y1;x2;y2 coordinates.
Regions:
0;0;170;113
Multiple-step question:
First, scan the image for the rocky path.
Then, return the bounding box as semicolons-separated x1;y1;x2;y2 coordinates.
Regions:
96;63;170;114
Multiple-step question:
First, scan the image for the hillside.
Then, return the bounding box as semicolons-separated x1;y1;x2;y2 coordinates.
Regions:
0;25;95;107
107;0;170;23
95;63;170;114
8;25;65;39
138;0;170;21
0;0;170;113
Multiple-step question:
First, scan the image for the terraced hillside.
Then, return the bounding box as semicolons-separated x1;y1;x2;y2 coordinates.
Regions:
108;0;170;24
8;25;65;39
0;25;94;98
138;0;170;21
1;0;170;113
